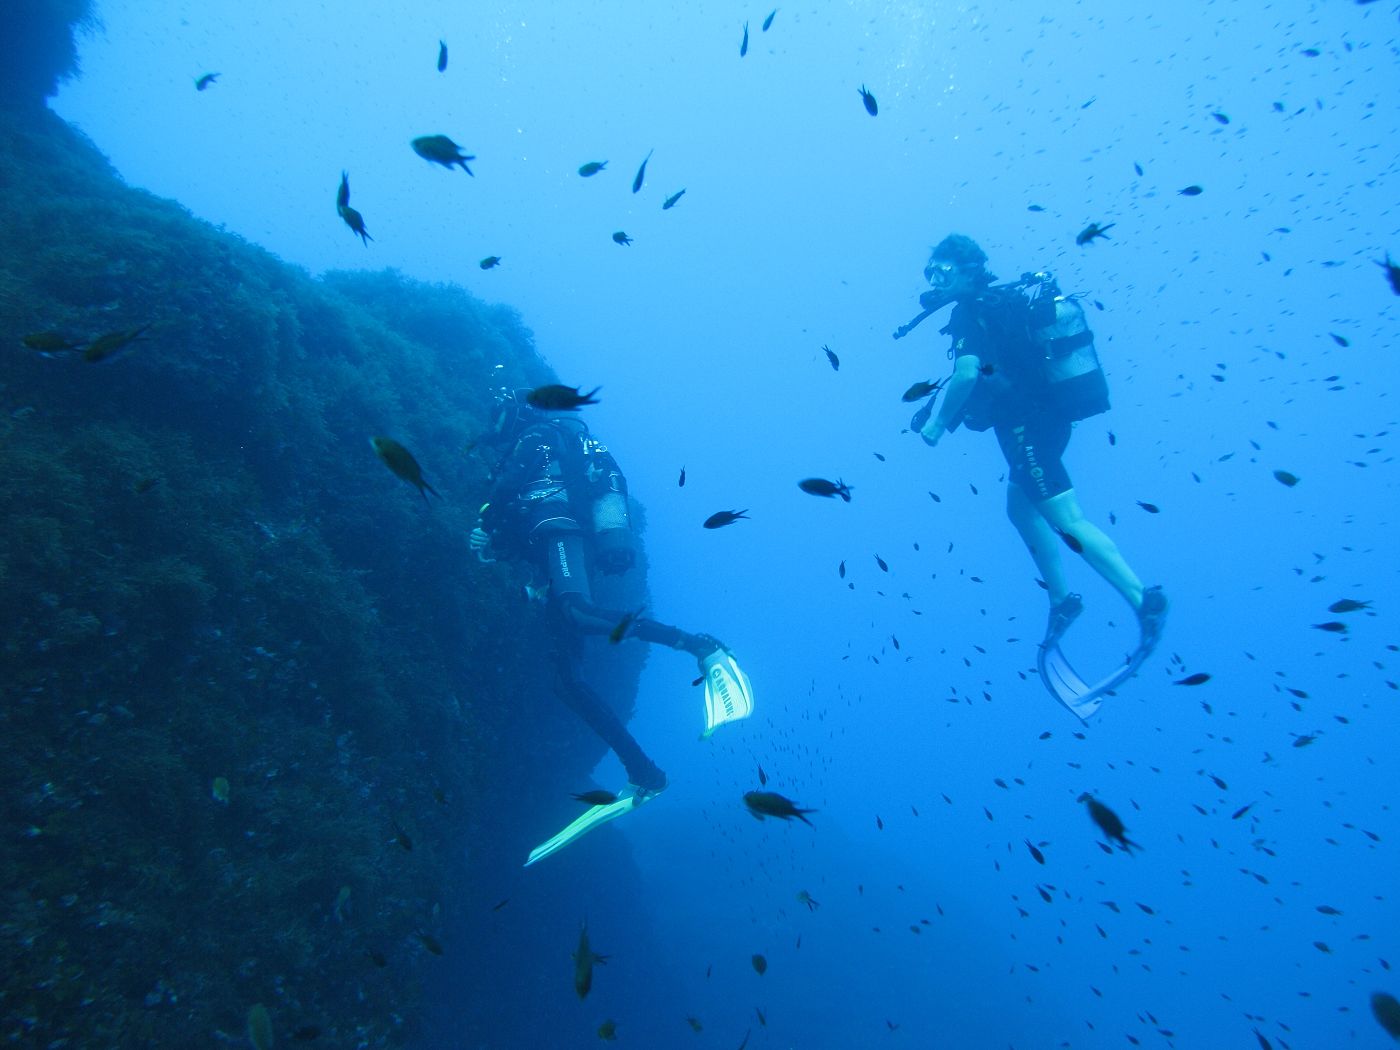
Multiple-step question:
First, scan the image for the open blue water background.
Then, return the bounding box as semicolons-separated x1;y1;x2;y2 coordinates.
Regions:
53;2;1399;1046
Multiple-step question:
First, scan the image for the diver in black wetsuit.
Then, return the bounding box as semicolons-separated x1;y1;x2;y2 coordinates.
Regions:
470;388;733;796
913;234;1167;647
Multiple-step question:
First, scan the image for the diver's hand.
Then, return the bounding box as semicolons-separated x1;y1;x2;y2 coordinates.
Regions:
920;419;944;448
469;527;495;563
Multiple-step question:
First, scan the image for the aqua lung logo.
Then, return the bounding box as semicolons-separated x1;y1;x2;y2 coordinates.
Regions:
1015;426;1050;499
709;665;735;717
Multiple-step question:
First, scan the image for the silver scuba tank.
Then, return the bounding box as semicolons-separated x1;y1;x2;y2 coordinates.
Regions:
582;438;635;574
1025;274;1110;420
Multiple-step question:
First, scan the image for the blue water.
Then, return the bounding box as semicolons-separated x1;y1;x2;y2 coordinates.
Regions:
53;2;1400;1046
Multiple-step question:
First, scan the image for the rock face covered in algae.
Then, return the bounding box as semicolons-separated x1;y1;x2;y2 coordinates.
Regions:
0;10;650;1046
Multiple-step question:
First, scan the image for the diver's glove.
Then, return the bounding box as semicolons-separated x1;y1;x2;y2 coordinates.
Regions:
469;526;496;563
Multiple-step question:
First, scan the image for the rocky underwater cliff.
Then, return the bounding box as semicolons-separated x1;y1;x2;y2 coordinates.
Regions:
0;6;665;1046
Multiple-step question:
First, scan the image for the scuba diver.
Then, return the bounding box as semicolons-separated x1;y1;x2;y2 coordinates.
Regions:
902;234;1167;720
471;387;754;863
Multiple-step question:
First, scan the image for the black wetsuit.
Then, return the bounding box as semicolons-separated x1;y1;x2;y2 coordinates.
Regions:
484;416;713;792
946;279;1108;502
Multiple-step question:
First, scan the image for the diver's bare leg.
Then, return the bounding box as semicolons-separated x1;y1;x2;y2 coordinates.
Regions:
1006;483;1071;604
1036;489;1144;611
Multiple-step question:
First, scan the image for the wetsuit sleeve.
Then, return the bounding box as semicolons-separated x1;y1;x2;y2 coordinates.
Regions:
930;353;983;435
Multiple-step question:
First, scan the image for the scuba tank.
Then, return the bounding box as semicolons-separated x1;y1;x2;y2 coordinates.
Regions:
490;413;637;574
1022;273;1110;422
580;436;635;575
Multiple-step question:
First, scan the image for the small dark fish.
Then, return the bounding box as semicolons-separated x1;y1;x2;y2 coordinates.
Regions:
371;436;439;502
195;72;219;91
1329;599;1371;613
573;790;621;806
416;931;444;956
762;9;777;31
751;953;766;974
902;379;942;402
1330;333;1349;347
608;607;645;644
84;324;150;363
631;149;652;194
1316;904;1343;916
1076;222;1114;246
1056;529;1084;554
479;256;501;269
1273;469;1300;486
578;161;607;177
1027;204;1045;212
612;230;633;246
1312;621;1348;634
291;1026;321;1041
573;922;608;999
704;509;748;529
875;815;884;830
1108;431;1116;445
757;764;767;786
527;384;601;410
1078;793;1140;853
1371;992;1400;1038
335;174;371;243
21;331;85;353
1211;111;1230;124
1136;500;1160;513
1178;185;1204;196
1231;803;1254;820
597;1019;618;1041
686;1017;703;1033
798;477;852;502
838;560;845;578
858;85;878;116
411;135;475;174
1293;733;1317;748
339;204;371;245
823;344;839;370
678;466;686;487
743;790;816;825
662;188;686;209
366;948;388;967
491;898;510;911
1025;840;1046;865
1378;254;1400;295
437;40;448;72
739;22;749;57
390;819;414;851
1134;162;1144;176
1174;672;1211;686
874;554;888;572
